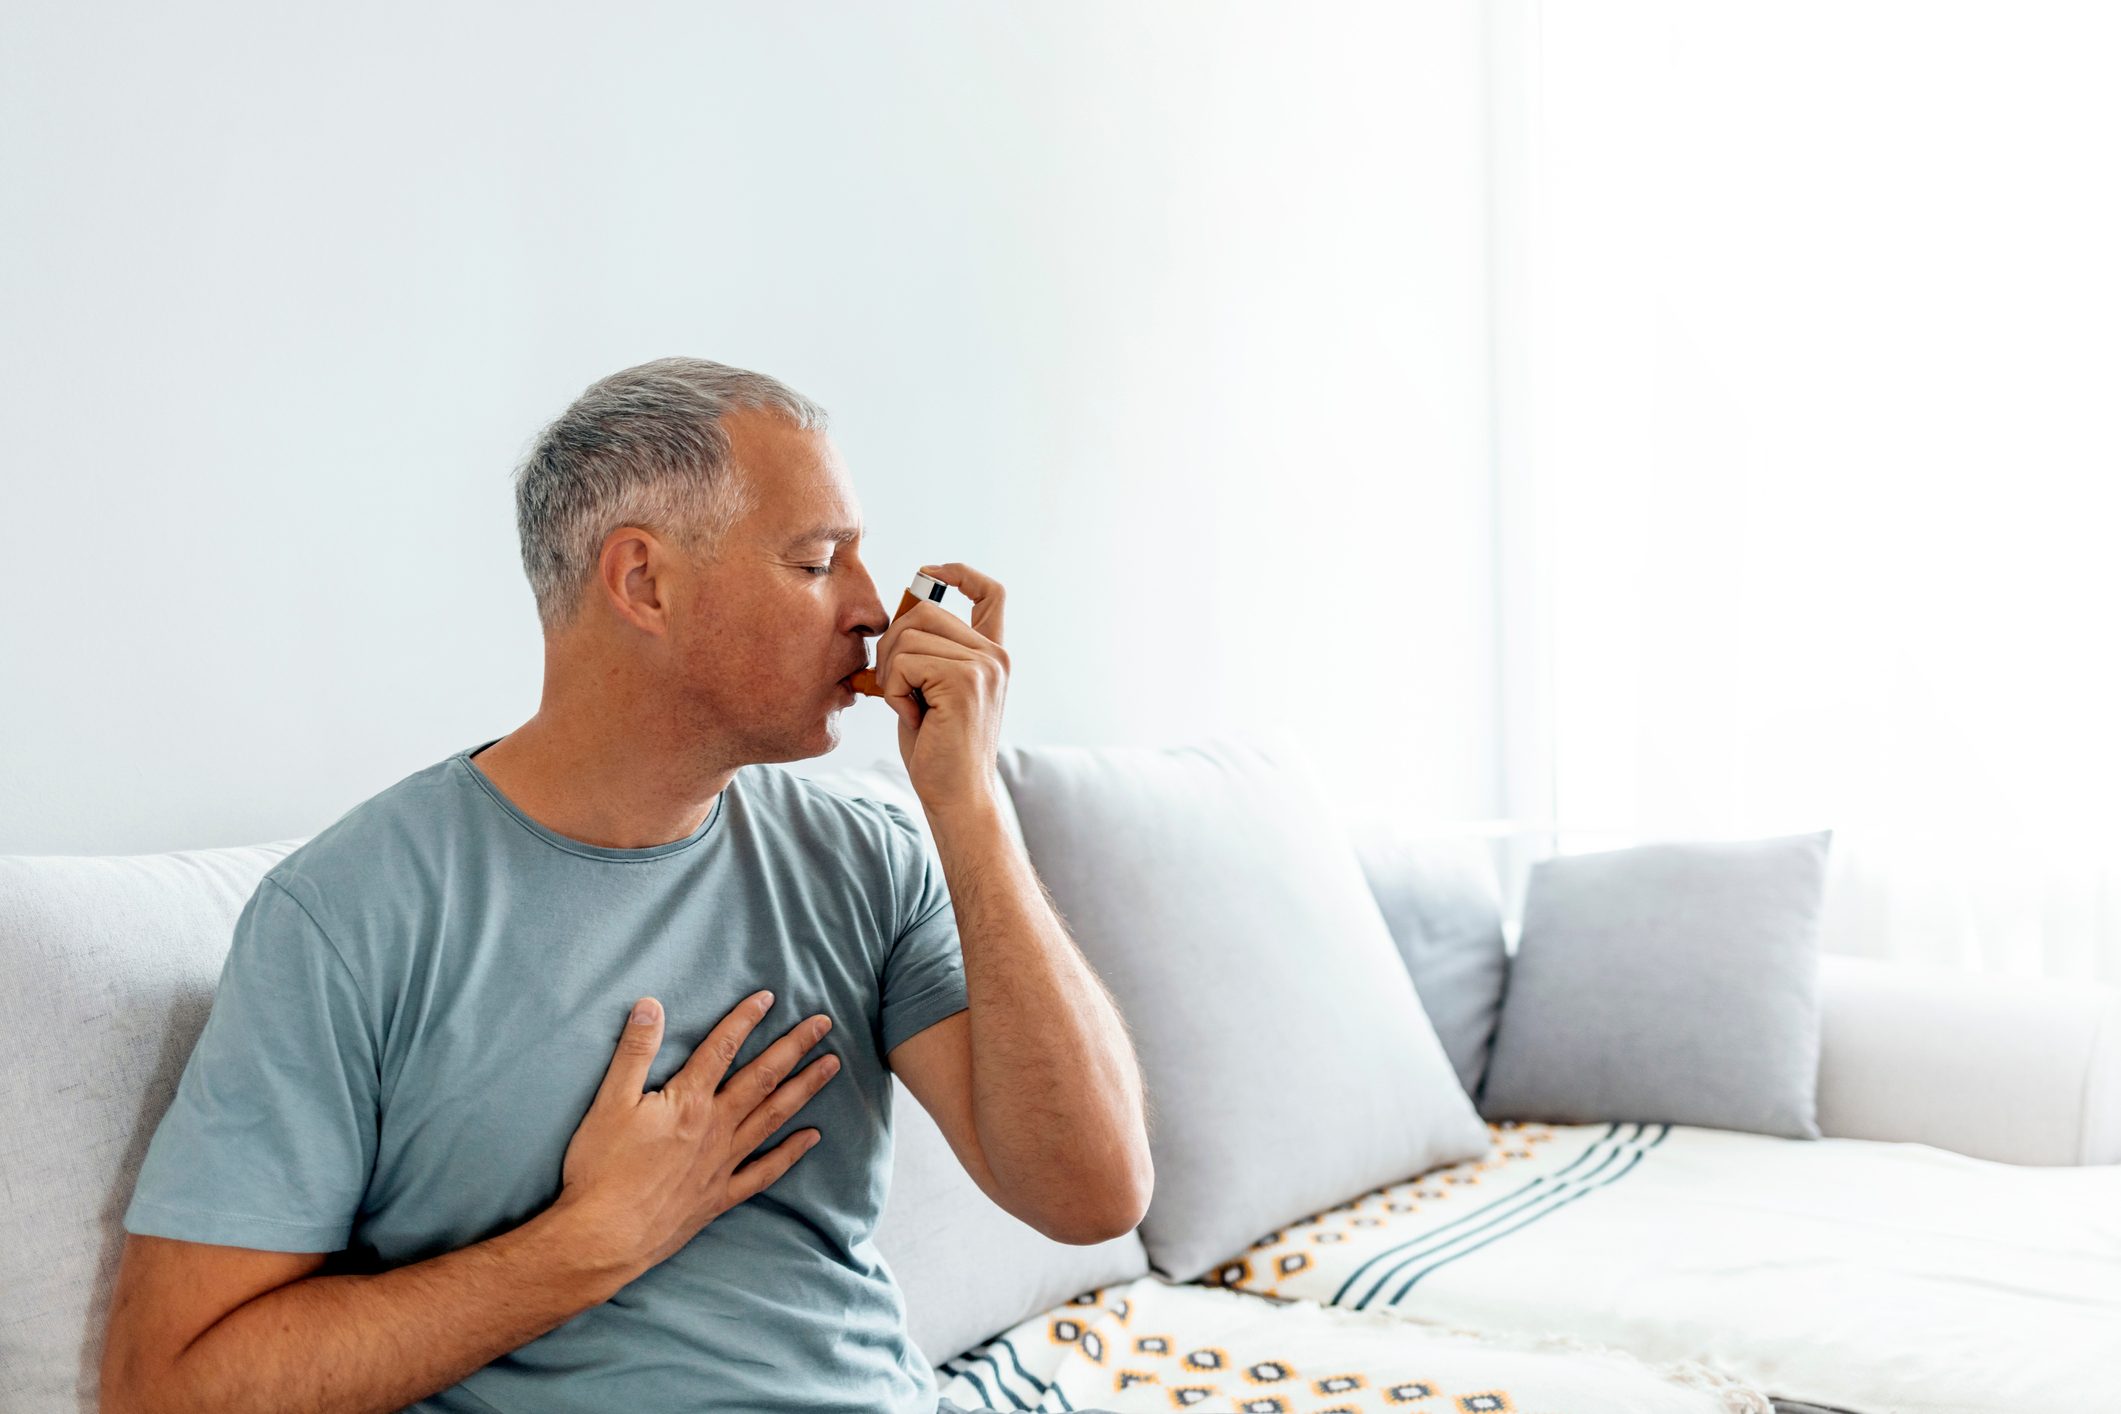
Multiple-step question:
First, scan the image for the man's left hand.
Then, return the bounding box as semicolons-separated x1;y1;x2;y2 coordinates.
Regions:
873;562;1009;813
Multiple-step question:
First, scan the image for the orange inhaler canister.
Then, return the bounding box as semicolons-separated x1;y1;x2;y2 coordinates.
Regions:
845;571;949;697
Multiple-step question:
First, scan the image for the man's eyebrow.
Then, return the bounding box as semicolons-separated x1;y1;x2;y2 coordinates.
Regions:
779;524;865;552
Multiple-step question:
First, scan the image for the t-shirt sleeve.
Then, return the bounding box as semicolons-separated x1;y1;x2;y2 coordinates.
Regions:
122;875;381;1253
875;800;970;1056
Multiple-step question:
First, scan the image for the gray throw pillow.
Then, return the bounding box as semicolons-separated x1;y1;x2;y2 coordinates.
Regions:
1349;824;1511;1101
1478;829;1835;1139
998;736;1492;1284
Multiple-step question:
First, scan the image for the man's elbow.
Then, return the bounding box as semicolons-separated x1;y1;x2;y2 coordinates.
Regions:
1040;1156;1154;1246
1061;1204;1150;1248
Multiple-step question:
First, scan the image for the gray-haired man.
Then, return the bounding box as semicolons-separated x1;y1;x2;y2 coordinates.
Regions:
99;357;1152;1414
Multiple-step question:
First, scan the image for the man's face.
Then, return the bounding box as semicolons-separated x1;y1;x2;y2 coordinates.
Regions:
663;408;890;764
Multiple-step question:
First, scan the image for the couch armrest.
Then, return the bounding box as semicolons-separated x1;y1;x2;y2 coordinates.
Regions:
1816;953;2121;1166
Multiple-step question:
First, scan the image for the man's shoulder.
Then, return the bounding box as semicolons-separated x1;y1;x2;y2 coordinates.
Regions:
260;750;472;922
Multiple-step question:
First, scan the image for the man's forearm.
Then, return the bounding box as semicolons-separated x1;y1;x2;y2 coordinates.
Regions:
123;1200;636;1414
927;786;1153;1239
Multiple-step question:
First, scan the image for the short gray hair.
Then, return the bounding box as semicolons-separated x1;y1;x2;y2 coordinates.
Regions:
513;357;830;632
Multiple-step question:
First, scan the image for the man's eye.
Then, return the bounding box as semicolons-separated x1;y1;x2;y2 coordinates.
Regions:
802;564;833;576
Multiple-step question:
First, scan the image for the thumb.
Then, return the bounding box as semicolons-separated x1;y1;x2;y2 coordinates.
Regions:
596;996;663;1106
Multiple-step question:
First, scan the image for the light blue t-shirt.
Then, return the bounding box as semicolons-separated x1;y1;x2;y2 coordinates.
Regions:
123;739;972;1414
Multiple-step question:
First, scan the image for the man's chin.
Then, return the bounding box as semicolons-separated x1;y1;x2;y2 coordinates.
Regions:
803;706;853;757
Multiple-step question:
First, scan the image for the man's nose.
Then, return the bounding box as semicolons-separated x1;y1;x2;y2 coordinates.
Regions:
850;594;890;641
849;572;889;637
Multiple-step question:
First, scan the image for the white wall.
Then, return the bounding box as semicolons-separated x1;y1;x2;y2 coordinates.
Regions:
0;1;1498;855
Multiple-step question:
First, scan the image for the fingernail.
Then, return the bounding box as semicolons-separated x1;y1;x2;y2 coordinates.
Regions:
630;999;657;1025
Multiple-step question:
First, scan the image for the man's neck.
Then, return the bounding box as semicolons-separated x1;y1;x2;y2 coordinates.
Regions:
468;713;735;852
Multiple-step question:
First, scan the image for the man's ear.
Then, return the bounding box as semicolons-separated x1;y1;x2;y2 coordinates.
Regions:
594;525;671;634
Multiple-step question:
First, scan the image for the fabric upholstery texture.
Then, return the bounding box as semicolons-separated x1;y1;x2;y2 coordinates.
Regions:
0;841;302;1408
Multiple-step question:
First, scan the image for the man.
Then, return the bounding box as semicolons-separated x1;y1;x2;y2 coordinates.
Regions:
99;357;1154;1414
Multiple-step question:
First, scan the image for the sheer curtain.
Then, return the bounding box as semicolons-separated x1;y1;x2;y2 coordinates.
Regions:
1495;2;2121;982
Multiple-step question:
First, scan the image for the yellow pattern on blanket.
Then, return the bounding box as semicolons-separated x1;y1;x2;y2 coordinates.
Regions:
935;1272;1772;1413
1198;1119;1583;1304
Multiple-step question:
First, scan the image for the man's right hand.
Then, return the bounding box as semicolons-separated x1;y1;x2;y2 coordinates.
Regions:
552;992;841;1281
99;991;837;1414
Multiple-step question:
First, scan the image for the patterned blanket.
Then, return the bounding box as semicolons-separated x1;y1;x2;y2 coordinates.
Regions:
940;1120;2121;1414
936;1274;1773;1413
1197;1119;2121;1414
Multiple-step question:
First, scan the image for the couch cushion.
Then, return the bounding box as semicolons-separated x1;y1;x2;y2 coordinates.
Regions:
1479;830;1835;1139
795;755;1150;1366
997;736;1492;1284
1816;952;2121;1165
1346;822;1511;1100
0;842;301;1413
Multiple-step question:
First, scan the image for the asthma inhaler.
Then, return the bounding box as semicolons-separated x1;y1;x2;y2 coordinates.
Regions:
845;571;949;697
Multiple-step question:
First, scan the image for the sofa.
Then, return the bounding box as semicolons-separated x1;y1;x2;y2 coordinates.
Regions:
4;736;2118;1414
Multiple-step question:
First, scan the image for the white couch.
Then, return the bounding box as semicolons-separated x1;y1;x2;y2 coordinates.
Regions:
3;742;2117;1414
